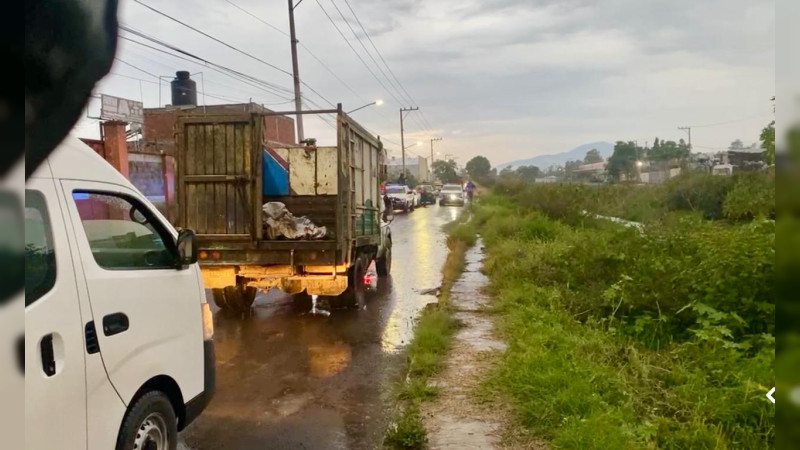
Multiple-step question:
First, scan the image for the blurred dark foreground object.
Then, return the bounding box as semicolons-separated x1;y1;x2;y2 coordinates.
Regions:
22;0;118;178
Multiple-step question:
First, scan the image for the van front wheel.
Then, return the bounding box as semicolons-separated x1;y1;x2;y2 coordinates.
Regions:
116;391;177;450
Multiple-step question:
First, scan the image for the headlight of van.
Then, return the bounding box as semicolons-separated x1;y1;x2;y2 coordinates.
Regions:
201;302;214;340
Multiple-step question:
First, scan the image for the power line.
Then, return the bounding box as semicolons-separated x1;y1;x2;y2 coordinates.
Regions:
122;42;272;99
689;112;773;128
132;0;293;76
328;0;408;107
340;0;414;106
223;0;288;36
301;97;338;131
128;3;335;109
314;0;405;107
118;29;294;99
114;57;159;79
222;0;365;107
220;0;421;134
335;0;437;135
108;70;294;106
113;59;249;104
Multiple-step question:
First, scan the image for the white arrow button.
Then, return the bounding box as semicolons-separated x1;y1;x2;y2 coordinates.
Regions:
767;387;775;404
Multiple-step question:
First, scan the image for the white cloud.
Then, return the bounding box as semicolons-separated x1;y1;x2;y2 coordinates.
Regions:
75;0;775;165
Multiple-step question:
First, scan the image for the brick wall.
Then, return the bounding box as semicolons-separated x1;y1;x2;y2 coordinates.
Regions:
263;115;297;146
143;109;179;142
80;138;105;157
142;104;296;148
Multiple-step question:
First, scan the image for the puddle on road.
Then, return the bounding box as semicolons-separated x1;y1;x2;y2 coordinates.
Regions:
308;340;352;378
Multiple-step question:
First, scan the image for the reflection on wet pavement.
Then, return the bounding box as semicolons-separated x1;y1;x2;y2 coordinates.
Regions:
180;205;463;449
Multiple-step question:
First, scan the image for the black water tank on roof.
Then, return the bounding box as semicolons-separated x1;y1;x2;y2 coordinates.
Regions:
171;71;197;106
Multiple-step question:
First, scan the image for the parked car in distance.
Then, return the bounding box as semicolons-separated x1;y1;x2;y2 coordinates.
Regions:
439;183;466;206
416;183;437;205
385;184;415;213
25;137;215;450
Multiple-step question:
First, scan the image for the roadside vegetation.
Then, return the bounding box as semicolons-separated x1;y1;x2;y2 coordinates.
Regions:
475;171;774;448
384;209;477;449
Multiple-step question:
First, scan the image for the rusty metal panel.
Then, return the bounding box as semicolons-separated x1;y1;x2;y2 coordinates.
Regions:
287;147;316;195
316;147;338;194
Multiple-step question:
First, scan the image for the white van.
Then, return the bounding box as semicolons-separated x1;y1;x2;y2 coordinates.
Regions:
25;137;214;450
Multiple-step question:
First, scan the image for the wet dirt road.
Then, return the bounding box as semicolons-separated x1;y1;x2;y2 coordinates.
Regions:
180;205;464;449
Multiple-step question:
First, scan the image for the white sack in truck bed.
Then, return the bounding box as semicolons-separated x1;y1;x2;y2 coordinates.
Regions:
262;202;328;240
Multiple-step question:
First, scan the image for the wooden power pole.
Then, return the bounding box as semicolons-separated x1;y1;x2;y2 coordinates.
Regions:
288;0;304;142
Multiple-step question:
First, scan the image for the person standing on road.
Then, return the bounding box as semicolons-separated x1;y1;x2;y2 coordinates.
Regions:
465;180;476;202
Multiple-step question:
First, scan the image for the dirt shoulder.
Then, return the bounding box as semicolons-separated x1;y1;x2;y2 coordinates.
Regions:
421;239;539;449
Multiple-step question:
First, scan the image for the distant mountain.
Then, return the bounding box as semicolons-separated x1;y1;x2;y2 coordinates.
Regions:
496;141;614;170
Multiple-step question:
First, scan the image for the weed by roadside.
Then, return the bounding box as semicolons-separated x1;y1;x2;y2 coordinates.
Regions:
476;187;774;449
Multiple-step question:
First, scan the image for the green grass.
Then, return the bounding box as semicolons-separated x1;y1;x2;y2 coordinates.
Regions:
476;190;774;449
384;207;477;449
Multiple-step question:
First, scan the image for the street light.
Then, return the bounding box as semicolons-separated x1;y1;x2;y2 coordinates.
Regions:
347;99;384;114
400;106;420;178
404;141;422;150
430;137;442;182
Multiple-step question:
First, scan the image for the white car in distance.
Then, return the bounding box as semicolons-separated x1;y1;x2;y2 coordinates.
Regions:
439;184;466;206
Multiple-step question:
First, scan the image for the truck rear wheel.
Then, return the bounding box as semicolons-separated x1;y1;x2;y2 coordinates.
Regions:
376;240;391;276
211;284;257;314
333;255;367;309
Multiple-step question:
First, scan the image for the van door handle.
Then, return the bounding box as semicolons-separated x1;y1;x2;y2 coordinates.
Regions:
102;313;129;336
40;334;56;377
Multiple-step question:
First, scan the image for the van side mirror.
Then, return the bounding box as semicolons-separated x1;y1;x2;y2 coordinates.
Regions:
176;229;198;268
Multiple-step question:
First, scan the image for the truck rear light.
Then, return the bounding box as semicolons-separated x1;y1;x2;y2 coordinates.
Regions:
201;302;214;340
199;251;208;260
211;251;221;260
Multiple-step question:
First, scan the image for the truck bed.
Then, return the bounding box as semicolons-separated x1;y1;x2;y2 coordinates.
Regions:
263;194;338;238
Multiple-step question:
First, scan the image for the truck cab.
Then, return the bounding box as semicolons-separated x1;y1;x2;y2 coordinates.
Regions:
25;137;214;450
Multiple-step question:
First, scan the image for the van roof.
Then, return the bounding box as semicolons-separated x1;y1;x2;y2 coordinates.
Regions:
31;137;137;191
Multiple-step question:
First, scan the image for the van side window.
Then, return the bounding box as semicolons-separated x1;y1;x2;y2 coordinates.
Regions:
72;191;176;270
25;190;56;306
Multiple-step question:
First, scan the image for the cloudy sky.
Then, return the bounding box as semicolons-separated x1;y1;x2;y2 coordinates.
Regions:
75;0;775;166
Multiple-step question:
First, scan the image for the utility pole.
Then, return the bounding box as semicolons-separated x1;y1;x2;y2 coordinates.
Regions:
288;0;304;142
678;126;691;149
430;137;442;181
400;106;419;178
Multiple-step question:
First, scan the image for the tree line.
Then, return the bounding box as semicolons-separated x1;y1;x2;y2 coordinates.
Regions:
438;102;777;185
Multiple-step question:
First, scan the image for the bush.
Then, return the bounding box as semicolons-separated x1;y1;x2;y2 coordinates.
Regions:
723;170;775;220
664;172;733;219
476;188;774;448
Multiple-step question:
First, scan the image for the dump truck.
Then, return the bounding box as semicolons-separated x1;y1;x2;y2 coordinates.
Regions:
175;104;392;312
